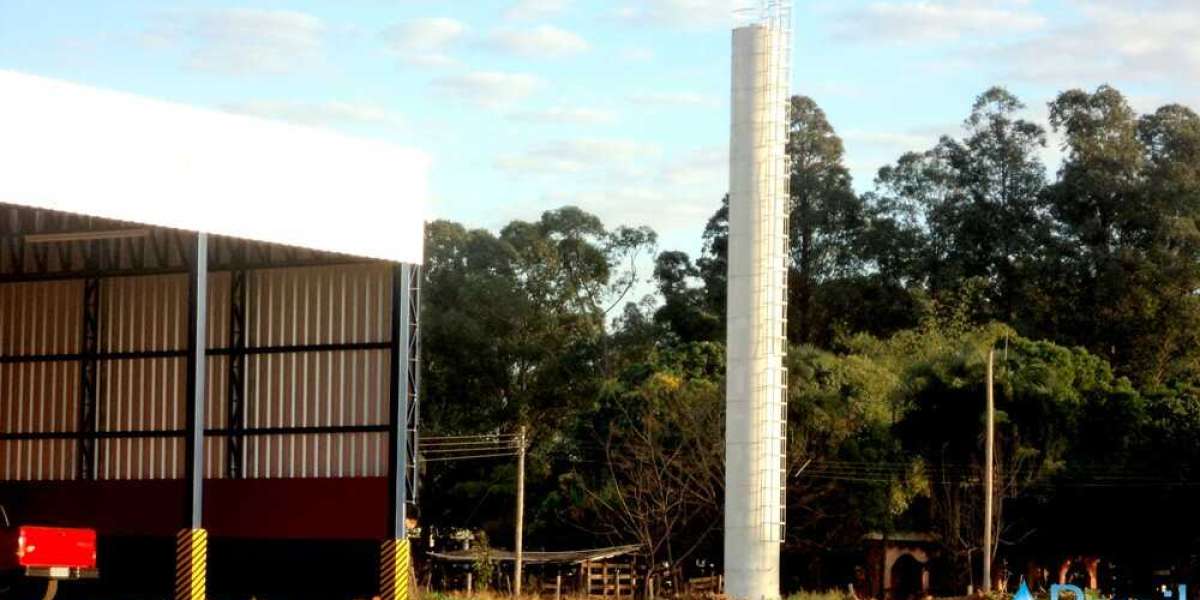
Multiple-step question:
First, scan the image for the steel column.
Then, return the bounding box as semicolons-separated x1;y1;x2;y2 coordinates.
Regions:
381;263;418;600
183;233;208;528
76;269;100;480
177;233;209;600
386;263;412;539
407;265;421;504
226;267;247;478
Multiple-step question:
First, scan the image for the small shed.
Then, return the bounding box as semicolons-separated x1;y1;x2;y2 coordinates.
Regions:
862;532;937;600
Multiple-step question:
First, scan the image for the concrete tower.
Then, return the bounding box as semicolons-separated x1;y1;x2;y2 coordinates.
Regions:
725;2;791;599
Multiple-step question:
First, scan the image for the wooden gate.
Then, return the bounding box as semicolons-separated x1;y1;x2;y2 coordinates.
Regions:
581;559;637;599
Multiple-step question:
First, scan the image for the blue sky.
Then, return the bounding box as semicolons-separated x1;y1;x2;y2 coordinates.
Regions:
2;0;1199;260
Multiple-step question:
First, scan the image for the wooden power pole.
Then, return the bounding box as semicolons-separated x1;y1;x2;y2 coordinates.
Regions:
983;349;995;594
515;426;527;597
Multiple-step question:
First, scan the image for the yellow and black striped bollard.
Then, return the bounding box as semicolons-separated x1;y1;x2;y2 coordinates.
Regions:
379;538;411;600
175;528;207;600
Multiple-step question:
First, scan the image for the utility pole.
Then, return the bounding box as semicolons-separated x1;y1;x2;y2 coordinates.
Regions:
514;426;527;597
983;348;995;594
464;536;473;595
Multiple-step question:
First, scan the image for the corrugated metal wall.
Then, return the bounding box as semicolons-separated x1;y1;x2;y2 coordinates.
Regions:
0;280;82;481
0;263;392;482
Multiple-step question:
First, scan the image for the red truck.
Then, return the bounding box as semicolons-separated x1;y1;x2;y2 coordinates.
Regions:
0;506;97;600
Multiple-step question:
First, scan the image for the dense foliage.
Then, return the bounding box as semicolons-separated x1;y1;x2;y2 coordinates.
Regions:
418;86;1200;593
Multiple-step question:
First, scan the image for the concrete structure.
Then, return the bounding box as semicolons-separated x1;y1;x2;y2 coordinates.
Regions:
863;532;936;600
725;3;791;599
0;71;427;600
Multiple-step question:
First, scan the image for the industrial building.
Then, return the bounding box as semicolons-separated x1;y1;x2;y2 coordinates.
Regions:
0;70;427;599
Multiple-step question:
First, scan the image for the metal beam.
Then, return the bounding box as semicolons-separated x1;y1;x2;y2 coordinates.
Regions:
387;263;413;539
226;267;247;478
0;340;391;365
0;424;389;442
184;233;208;529
381;263;418;600
24;228;149;244
76;267;100;480
0;203;382;282
0;256;375;284
406;265;421;504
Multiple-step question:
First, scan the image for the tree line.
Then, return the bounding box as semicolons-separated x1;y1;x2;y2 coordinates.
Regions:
417;85;1200;594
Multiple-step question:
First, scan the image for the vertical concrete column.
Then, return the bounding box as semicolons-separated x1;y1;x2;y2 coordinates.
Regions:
725;23;787;600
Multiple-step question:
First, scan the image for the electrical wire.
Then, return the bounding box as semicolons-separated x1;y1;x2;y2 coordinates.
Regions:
417;432;524;463
791;459;1200;488
421;434;518;441
421;452;519;463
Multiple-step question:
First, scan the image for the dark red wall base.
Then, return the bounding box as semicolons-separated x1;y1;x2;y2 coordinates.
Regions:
0;477;389;540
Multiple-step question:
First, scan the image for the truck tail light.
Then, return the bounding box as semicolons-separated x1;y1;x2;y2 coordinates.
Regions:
14;526;96;569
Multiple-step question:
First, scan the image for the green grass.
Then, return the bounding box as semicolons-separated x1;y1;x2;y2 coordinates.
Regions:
786;589;858;600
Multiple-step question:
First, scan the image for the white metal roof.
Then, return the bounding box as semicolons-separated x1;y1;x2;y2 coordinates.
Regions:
0;70;428;264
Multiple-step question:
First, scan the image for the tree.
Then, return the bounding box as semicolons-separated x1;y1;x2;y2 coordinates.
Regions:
1046;87;1200;384
697;194;730;331
787;96;868;344
867;87;1050;326
568;343;726;582
890;324;1126;591
652;250;722;343
785;344;909;558
419;207;655;543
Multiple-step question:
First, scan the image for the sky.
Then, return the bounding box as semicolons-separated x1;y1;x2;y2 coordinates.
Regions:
2;0;1199;260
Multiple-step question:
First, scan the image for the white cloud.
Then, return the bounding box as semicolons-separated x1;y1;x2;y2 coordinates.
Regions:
538;150;726;233
496;138;661;175
505;0;570;20
541;186;714;232
613;0;756;30
661;146;727;187
220;100;403;129
995;1;1200;85
432;71;542;108
629;91;720;107
382;17;467;67
841;129;942;152
508;106;617;124
498;144;726;238
833;1;1046;43
486;25;589;58
145;8;326;75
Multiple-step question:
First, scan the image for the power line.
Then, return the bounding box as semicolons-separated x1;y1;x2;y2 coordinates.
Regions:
793;460;1200;488
422;451;519;463
417;432;525;463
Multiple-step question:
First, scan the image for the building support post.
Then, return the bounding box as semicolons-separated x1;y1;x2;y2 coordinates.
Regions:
381;263;416;600
77;250;100;480
226;266;247;479
177;233;208;600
